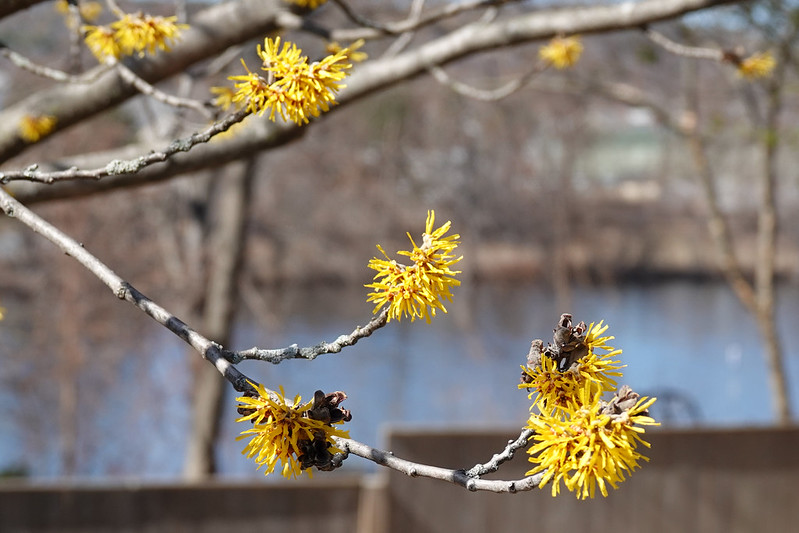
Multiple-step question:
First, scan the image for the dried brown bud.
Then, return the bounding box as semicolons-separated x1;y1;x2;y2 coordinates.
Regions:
237;406;256;418
306;389;352;423
296;390;352;474
602;385;642;416
298;430;336;471
721;48;743;67
546;313;589;372
526;339;544;368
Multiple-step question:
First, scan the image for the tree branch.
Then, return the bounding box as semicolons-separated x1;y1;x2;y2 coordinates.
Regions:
0;0;285;163
284;0;519;42
225;308;389;364
644;27;725;61
111;60;214;118
381;0;427;59
0;109;249;184
686;132;758;311
9;116;304;203
570;71;759;310
335;436;543;493
341;0;743;106
754;41;791;423
428;62;546;102
464;428;534;478
0;46;110;83
0;0;48;19
0;185;549;483
7;0;745;204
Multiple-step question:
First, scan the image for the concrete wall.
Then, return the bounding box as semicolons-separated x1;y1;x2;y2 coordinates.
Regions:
1;427;798;532
385;426;799;533
0;479;364;533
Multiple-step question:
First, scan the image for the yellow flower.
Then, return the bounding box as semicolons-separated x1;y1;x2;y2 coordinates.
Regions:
520;355;583;414
520;320;624;414
525;383;658;499
210;86;240;111
539;36;583;69
0;303;4;320
111;14;188;57
577;321;625;391
81;1;103;21
326;39;368;63
18;115;57;143
229;61;271;115
83;12;187;61
83;24;121;60
738;51;775;80
284;0;329;8
55;0;102;22
236;383;349;479
366;210;462;323
229;37;352;125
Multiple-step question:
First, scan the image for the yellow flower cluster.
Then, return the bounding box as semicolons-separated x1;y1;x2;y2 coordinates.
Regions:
366;211;462;323
738;51;776;80
526;383;658;499
55;0;102;23
521;321;657;498
229;37;353;125
539;35;583;69
83;13;188;60
520;321;624;414
236;383;349;479
18;115;57;143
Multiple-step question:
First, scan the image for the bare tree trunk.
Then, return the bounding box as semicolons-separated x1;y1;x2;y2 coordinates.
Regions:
183;158;257;479
56;218;88;477
683;57;791;424
753;59;791;424
686;135;756;309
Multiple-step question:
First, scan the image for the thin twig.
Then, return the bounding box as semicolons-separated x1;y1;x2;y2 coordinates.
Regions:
428;61;546;101
330;0;396;34
65;0;83;73
201;44;246;77
572;77;678;131
464;428;534;478
0;108;249;184
295;0;519;43
106;0;126;18
0;46;109;83
335;436;543;493
226;308;390;364
175;0;189;24
382;0;426;59
644;27;725;61
111;59;214;117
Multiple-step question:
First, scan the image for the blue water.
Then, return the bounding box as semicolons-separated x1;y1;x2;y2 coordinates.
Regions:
1;281;798;479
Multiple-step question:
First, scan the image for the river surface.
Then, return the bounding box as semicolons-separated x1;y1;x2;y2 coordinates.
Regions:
2;281;798;479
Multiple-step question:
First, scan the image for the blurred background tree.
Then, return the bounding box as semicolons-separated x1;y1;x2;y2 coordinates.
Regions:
0;0;796;483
